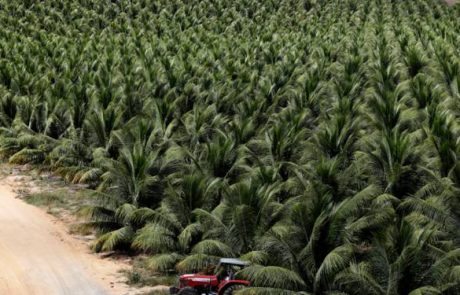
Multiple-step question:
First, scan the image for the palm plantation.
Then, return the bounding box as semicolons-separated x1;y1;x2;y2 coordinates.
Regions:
0;0;459;294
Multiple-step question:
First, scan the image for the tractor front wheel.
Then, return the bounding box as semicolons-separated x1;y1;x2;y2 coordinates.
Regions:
222;284;245;295
178;287;199;295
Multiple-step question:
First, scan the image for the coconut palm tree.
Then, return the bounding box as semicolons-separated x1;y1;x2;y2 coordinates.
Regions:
0;0;459;293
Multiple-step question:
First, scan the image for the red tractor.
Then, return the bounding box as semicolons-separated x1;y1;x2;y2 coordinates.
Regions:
170;258;250;295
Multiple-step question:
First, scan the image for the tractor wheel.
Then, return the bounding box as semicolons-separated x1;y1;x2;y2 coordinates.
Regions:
222;284;245;295
178;287;199;295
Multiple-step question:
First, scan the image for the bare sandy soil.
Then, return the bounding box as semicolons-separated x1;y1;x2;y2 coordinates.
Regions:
0;175;161;295
445;0;457;5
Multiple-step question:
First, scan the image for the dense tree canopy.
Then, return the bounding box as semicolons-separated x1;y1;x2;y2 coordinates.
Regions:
0;0;460;293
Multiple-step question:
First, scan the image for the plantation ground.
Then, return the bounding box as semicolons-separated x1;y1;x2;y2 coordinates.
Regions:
0;167;166;295
0;0;460;293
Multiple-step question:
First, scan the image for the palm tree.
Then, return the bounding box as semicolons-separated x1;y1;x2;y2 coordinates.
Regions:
1;1;460;294
426;105;459;179
363;129;426;198
98;140;173;208
337;180;460;295
239;185;391;294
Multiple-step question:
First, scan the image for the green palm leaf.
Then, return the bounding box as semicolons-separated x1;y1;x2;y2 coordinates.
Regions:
132;223;176;253
92;226;134;253
238;265;306;291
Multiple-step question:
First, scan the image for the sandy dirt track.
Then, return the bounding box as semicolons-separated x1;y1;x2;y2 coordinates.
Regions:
0;181;113;295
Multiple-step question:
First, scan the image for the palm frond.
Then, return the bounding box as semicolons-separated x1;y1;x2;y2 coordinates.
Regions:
191;239;234;257
92;226;134;252
314;245;354;291
9;148;45;164
147;253;184;273
176;254;220;273
238;265;306;291
132;223;176;253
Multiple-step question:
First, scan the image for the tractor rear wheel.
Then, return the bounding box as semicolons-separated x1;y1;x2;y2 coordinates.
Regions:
222;284;245;295
178;287;199;295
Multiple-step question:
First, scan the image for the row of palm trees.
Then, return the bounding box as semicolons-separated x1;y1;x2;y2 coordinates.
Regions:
0;0;459;293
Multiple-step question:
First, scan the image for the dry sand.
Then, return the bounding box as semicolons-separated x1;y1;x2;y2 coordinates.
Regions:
0;175;159;295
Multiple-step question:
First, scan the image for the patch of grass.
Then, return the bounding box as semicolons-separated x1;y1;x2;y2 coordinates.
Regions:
68;223;94;235
127;271;143;284
123;269;177;287
23;186;97;227
123;256;177;287
25;191;65;207
25;188;94;210
0;165;11;177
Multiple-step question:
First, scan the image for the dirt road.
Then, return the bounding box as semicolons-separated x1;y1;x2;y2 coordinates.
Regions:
0;181;113;295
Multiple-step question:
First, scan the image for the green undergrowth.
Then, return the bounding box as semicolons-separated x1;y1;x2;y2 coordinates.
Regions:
123;257;177;287
23;185;94;218
25;190;69;207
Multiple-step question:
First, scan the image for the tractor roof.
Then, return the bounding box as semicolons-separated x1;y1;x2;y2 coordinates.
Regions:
218;258;250;266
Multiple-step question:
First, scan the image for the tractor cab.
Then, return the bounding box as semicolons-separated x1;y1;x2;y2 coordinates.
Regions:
215;258;249;281
170;258;250;295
